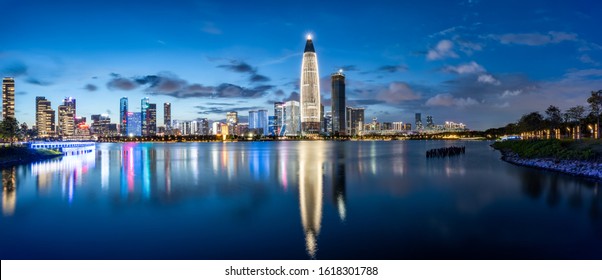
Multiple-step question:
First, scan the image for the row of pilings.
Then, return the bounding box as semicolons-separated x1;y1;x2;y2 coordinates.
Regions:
426;146;465;158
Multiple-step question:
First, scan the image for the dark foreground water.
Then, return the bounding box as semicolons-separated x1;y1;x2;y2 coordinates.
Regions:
1;141;601;259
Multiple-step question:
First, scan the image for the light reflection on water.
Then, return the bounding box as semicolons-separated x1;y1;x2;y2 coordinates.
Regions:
0;141;601;259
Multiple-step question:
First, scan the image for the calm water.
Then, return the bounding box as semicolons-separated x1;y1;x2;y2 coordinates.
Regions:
1;141;601;259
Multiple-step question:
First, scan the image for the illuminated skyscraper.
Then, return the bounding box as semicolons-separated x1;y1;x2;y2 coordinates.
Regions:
147;103;157;136
300;35;321;135
331;70;346;135
2;77;15;120
127;112;142;136
120;97;128;135
141;97;149;135
346;107;365;136
415;113;423;130
283;100;301;136
58;97;76;137
164;102;171;131
249;110;258;130
258;109;268;136
274;102;284;136
36;97;55;137
226;111;238;126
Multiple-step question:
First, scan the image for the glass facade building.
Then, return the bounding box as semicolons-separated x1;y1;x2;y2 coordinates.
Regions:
300;35;321;135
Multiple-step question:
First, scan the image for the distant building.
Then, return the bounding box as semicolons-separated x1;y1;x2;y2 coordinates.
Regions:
146;103;157;136
346;107;365;136
36;97;55;137
141;97;149;135
300;35;321;135
283;100;301;136
127;112;142;136
258;109;268;136
226;111;238;126
415;113;423;130
273;102;284;136
268;116;277;136
249;110;258;130
426;115;434;129
2;77;15;120
331;70;346;135
198;118;209;135
324;112;332;134
91;114;112;136
120;97;128;135
164;102;171;132
212;122;221;135
57;97;76;137
236;123;249;136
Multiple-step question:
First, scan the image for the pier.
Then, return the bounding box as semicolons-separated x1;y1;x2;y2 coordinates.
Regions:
28;142;96;155
426;146;465;158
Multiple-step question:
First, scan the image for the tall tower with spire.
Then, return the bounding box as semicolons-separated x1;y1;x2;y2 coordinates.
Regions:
300;34;321;135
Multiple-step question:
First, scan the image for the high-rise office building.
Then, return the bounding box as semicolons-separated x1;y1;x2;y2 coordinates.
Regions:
164;102;171;132
258;109;268;136
300;35;321;135
226;111;238;126
346;107;365;136
146;103;157;136
120;97;128;135
274;102;284;136
127;112;142;136
283;100;301;136
91;114;111;136
2;77;15;120
35;97;55;137
415;113;423;130
426;115;434;129
198;118;209;135
141;97;150;135
331;70;346;135
58;97;76;137
249;110;258;130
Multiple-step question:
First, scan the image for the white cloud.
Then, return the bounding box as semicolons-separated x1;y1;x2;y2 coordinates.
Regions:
501;89;522;98
477;74;501;85
201;22;222;35
427;40;458;60
426;93;478;107
445;61;485;74
490;31;578;46
579;54;599;66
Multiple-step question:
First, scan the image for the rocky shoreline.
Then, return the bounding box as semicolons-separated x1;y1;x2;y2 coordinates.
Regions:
498;150;602;180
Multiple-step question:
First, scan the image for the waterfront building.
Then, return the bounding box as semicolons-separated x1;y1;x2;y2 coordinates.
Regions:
426;115;435;130
346;107;365;136
141;97;149;135
57;97;76;137
164;102;171;133
324;112;332;134
331;70;346;136
146;103;157;136
249;110;258;131
274;102;284;136
415;113;423;130
283;100;301;136
126;112;142;136
212;122;221;135
120;97;128;135
91;114;112;136
35;97;55;137
236;123;249;136
300;35;321;135
2;77;15;120
198;118;209;135
258;109;268;136
226;111;238;126
268;116;277;136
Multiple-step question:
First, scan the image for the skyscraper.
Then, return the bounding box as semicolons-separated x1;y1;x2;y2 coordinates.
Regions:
274;102;284;136
226;111;238;127
300;35;321;135
2;77;15;120
57;97;76;137
283;100;301;136
415;113;423;130
331;70;346;135
141;97;149;135
120;97;128;136
35;97;55;137
164;102;171;132
346;107;365;136
127;112;142;136
249;110;258;130
147;103;157;136
258;109;268;136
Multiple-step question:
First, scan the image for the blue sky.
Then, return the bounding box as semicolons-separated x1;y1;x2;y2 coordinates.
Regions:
1;0;601;130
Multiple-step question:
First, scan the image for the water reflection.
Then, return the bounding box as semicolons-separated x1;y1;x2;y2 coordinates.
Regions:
2;167;16;216
298;142;324;258
332;144;346;222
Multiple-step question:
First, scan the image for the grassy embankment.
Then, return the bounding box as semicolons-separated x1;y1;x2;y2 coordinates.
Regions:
0;146;63;167
491;139;602;162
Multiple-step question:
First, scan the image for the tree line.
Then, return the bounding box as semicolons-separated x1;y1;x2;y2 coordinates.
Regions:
486;90;602;139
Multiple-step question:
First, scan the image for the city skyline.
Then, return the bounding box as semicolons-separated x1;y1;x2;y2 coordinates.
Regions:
1;0;601;130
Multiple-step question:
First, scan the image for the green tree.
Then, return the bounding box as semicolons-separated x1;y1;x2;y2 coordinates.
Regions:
565;105;586;123
545;105;563;129
0;117;20;143
587;90;602;138
518;112;544;133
